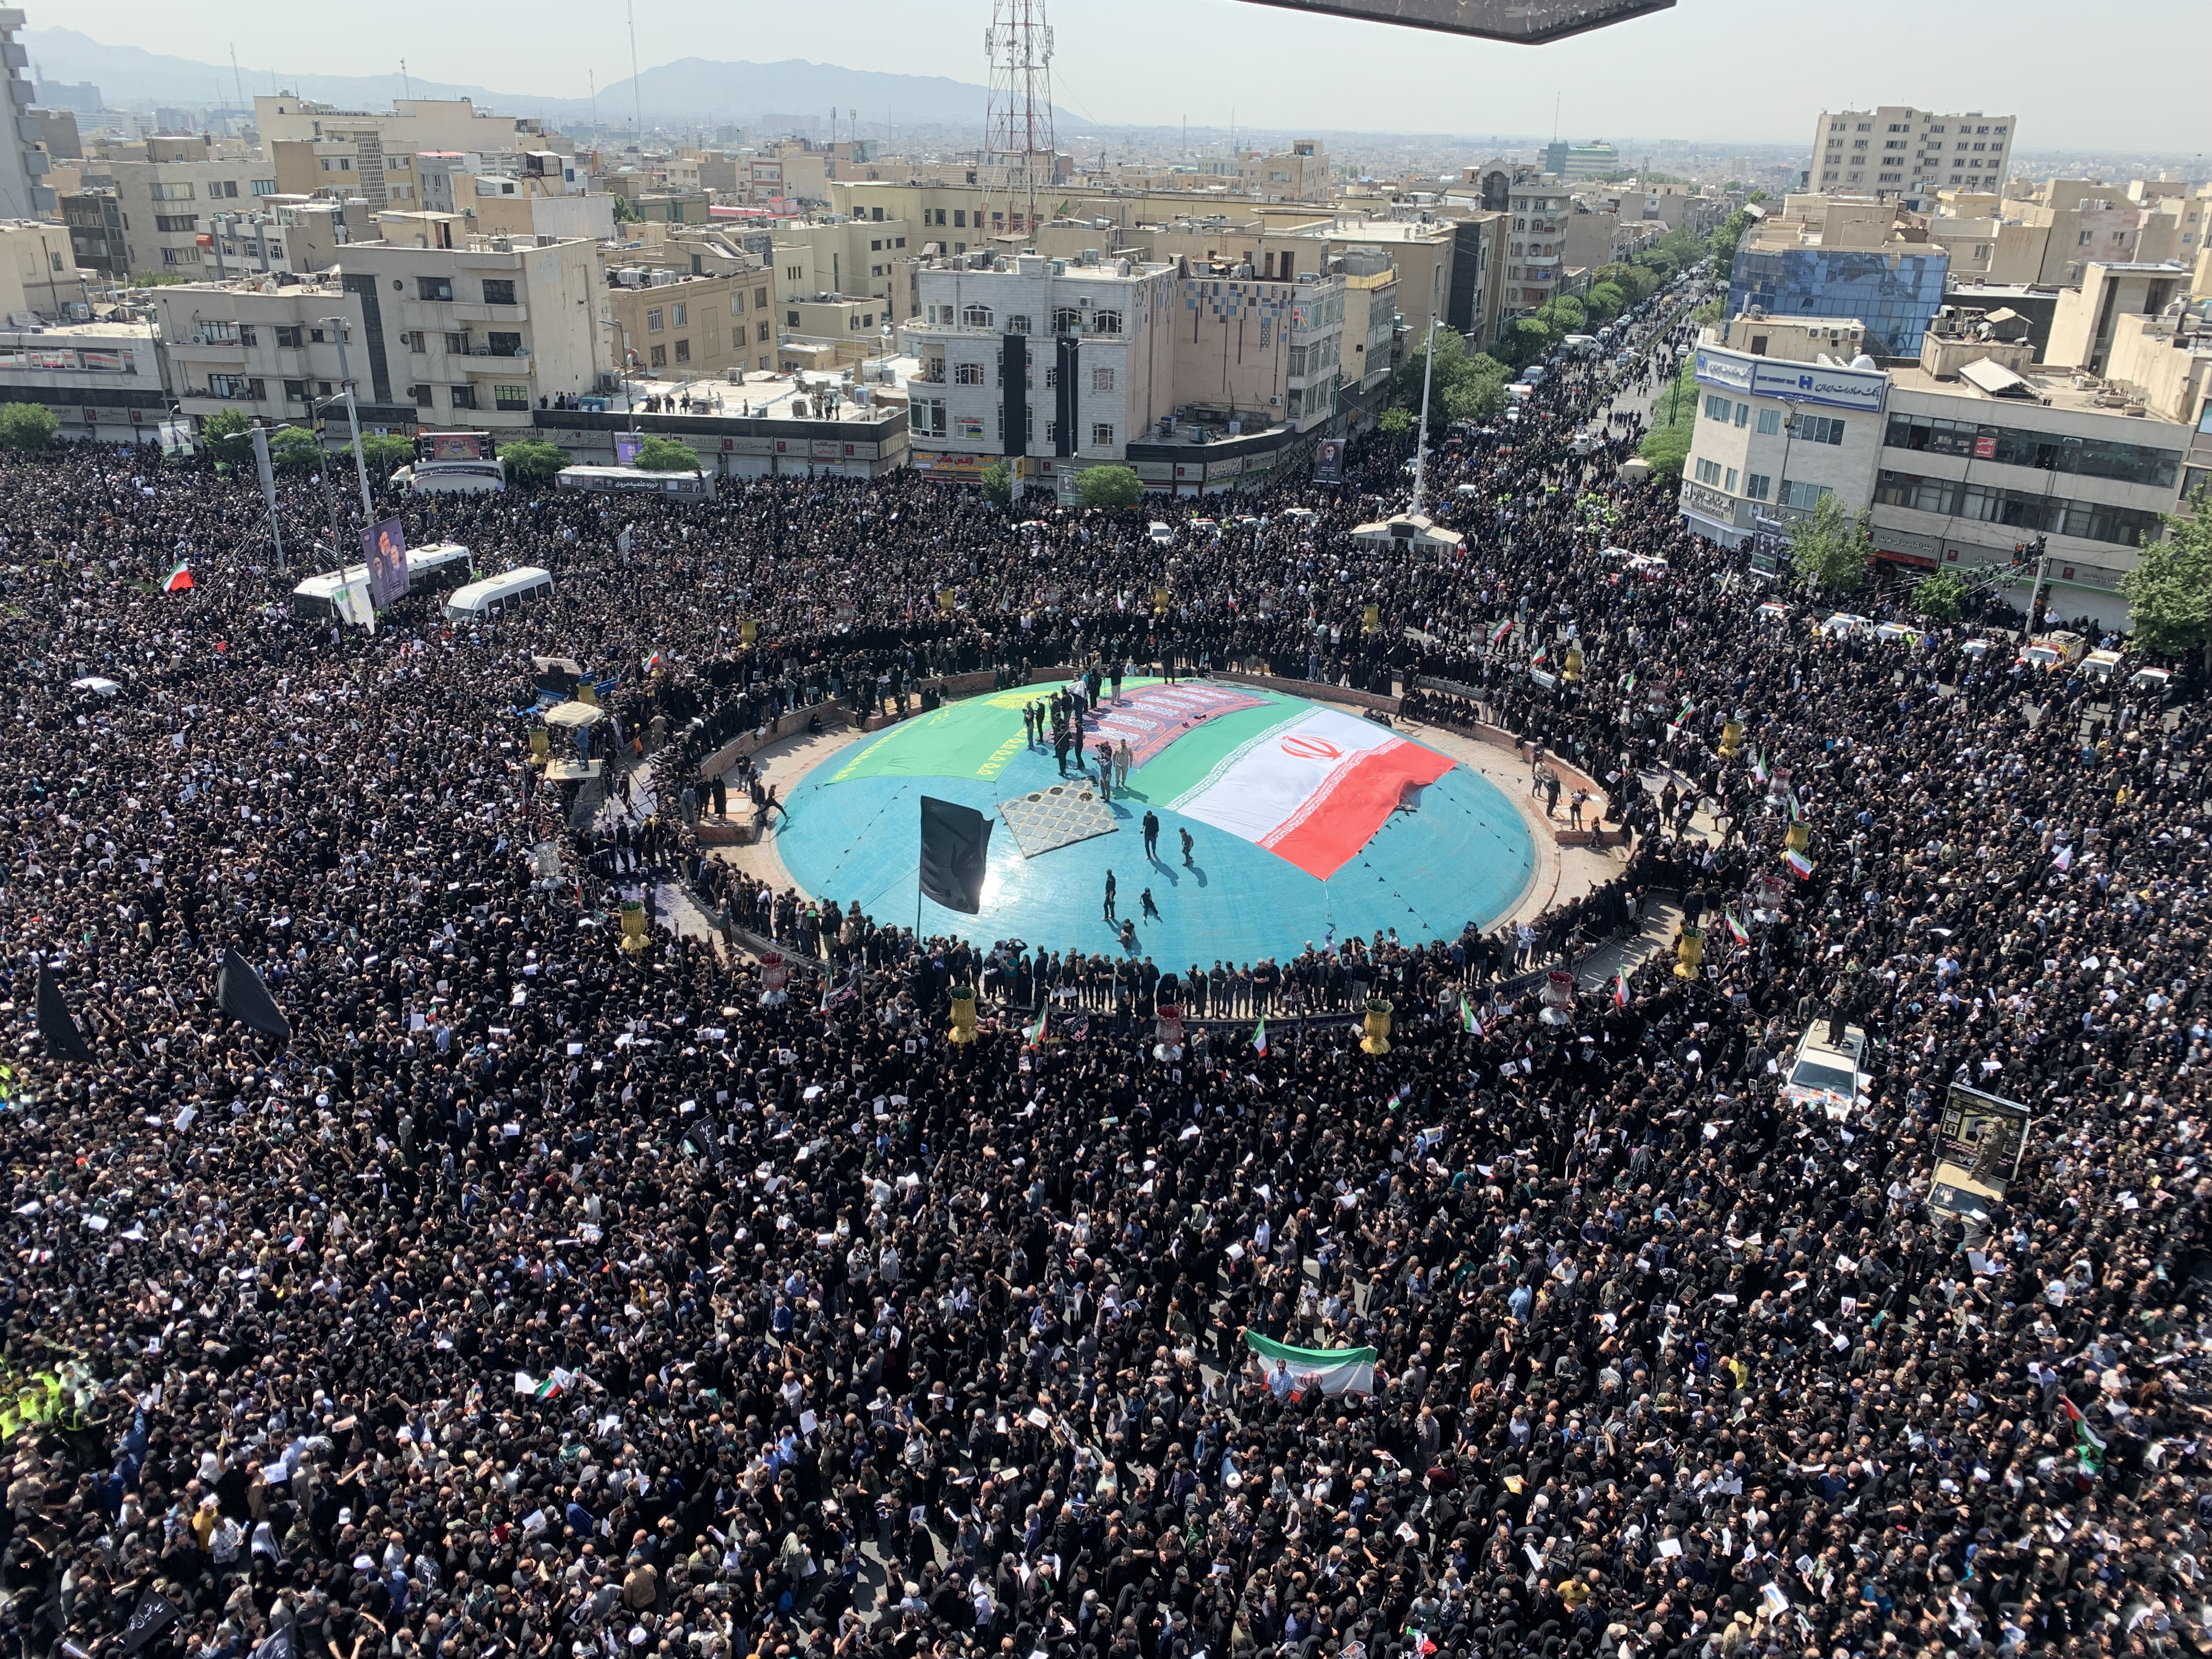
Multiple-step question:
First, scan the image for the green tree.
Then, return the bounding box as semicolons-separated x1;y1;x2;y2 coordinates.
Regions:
1911;568;1969;622
498;438;569;486
1584;281;1626;323
1787;493;1874;595
1536;296;1586;336
201;407;256;466
361;433;414;475
1708;208;1753;270
980;460;1013;506
2118;487;2212;656
1393;326;1509;425
633;436;701;471
1074;465;1144;509
611;194;642;224
1638;360;1699;480
0;403;59;452
267;426;324;469
1376;407;1414;439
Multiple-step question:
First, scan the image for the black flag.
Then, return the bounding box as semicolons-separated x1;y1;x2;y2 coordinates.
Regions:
918;796;991;915
35;966;91;1060
246;1627;292;1659
122;1588;179;1655
218;949;292;1043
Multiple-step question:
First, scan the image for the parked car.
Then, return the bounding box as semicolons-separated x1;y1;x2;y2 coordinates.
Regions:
1781;1023;1872;1121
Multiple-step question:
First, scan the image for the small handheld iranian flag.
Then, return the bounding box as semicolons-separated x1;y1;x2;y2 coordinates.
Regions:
1751;750;1769;784
1025;1006;1048;1048
1724;911;1750;945
1461;998;1483;1037
1252;1017;1268;1057
1489;618;1514;647
1783;848;1816;879
165;558;193;592
1613;971;1632;1009
2059;1396;2107;1462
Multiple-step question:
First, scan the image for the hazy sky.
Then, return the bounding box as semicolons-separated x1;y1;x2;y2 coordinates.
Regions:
47;0;2212;153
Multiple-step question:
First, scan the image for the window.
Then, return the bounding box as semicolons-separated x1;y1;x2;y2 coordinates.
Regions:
730;292;746;315
402;330;426;353
1724;467;1739;492
961;303;993;328
417;276;453;302
410;383;432;408
159;246;200;266
273;325;304;348
756;321;770;342
154;214;199;233
488;331;521;357
1091;309;1125;336
494;384;530;410
1694;456;1723;486
1052;307;1083;334
205;374;262;399
1703;393;1731;422
953;210;967;228
955;362;985;385
1778;479;1830;510
1756;408;1781;436
1008;314;1031;334
672;302;687;327
649;343;668;368
251;178;276;195
284;379;307;402
1093;366;1116;393
786;311;799;328
1091;422;1115;448
674;339;691;363
1735;402;1750;427
213;180;239;199
149;182;195;201
482;278;517;306
1796;414;1847;446
1745;473;1771;500
448;385;477;410
646;308;664;332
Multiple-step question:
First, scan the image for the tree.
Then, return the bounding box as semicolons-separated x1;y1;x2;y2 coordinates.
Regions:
1585;281;1626;323
1911;568;1969;622
980;460;1013;506
1376;407;1414;439
2118;488;2212;656
1787;493;1874;596
633;436;701;472
611;194;642;224
1638;362;1699;480
362;433;414;475
267;426;324;470
1393;325;1510;424
1708;208;1754;271
0;403;59;452
1075;465;1143;509
201;407;255;466
498;439;568;486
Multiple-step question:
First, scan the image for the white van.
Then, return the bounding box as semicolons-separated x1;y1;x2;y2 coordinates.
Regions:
1147;522;1173;546
444;566;554;622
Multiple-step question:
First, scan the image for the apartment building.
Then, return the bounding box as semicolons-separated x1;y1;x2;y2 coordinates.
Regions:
150;278;374;430
105;149;281;279
1235;141;1334;204
905;251;1177;485
605;267;775;379
1169;263;1347;434
57;193;125;280
202;200;352;276
1336;247;1399;404
0;9;52;219
1541;140;1619;180
1503;180;1574;316
256;95;563;177
0;218;91;319
330;231;606;431
1810;107;2016;210
1678;306;2191;632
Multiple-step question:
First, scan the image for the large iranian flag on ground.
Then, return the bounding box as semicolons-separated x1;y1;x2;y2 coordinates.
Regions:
1245;1331;1378;1396
1169;707;1453;879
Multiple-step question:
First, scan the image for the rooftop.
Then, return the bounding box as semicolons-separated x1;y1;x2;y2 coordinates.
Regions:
1887;362;2192;424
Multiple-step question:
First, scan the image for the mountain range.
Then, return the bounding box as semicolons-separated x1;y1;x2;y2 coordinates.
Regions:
22;26;991;129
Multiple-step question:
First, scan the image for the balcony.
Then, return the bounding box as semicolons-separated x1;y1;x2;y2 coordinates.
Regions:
458;347;534;373
452;301;529;324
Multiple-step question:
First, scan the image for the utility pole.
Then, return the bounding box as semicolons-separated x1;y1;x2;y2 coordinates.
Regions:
1409;313;1437;520
321;317;376;522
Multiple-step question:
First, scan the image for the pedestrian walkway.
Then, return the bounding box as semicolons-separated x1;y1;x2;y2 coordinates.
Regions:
1572;899;1683;990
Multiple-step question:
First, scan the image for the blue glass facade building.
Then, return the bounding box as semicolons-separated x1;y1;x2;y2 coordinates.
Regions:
1727;244;1951;358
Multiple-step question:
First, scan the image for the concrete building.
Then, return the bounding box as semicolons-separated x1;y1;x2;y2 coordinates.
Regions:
57;191;124;279
0;317;166;440
905;250;1177;487
771;215;920;321
0;8;54;219
256;96;563;185
1336;247;1400;419
105;151;281;280
205;200;353;276
25;108;78;162
1503;178;1574;317
1727;196;1950;358
1235;140;1334;204
1810;108;2016;211
605;267;774;381
150;278;371;431
1541;140;1620;180
0;218;93;319
2045;261;2195;380
328;232;606;431
1677;307;2191;631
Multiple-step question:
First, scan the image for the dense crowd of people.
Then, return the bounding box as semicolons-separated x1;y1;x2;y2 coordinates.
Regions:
4;265;2210;1659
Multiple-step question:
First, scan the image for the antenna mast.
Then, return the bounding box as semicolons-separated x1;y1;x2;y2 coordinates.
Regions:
983;0;1056;245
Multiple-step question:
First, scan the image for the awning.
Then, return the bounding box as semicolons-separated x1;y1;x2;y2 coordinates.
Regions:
532;655;585;676
1350;513;1465;552
542;700;610;729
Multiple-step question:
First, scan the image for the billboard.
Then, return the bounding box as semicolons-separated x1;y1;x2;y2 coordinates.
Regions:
361;517;409;609
1313;437;1345;479
421;431;489;462
1692;346;1886;413
614;435;644;467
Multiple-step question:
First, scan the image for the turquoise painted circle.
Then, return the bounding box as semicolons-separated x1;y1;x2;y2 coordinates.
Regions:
775;680;1538;967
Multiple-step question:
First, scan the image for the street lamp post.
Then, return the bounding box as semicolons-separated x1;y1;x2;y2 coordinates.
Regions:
320;317;377;522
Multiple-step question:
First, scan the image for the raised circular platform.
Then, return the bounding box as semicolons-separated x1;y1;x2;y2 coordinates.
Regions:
776;679;1538;966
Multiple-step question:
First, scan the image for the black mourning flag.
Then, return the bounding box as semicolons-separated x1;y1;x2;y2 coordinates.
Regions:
218;948;292;1043
35;965;91;1060
918;796;992;915
122;1588;179;1655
